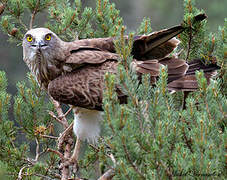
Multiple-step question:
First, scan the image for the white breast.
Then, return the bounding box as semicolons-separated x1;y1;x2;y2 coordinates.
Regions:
73;107;102;144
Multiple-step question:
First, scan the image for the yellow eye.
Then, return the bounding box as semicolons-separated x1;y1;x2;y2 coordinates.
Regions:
27;36;33;42
45;34;51;41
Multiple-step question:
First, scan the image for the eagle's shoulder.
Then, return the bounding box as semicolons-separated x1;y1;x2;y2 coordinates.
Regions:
64;38;118;65
70;37;116;52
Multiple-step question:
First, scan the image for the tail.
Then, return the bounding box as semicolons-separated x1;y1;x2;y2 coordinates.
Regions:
167;59;220;91
132;58;219;91
132;57;189;84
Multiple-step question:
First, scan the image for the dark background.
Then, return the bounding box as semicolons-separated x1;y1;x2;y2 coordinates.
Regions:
0;0;226;96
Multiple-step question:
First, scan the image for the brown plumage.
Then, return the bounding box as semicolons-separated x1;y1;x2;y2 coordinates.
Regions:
22;21;219;111
22;24;185;109
22;14;220;158
48;61;118;110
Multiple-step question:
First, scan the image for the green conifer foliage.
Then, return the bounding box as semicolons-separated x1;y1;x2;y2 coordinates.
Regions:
0;0;226;179
0;71;27;179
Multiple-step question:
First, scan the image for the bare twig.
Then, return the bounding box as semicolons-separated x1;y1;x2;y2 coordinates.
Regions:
98;169;115;180
29;0;40;29
17;166;30;180
48;110;66;126
41;134;58;139
47;148;64;160
58;122;73;150
109;154;117;168
35;138;40;161
50;98;69;128
18;17;28;31
22;138;47;167
60;106;73;118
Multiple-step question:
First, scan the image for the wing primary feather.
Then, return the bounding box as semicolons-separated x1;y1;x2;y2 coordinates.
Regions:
132;26;184;58
144;26;184;52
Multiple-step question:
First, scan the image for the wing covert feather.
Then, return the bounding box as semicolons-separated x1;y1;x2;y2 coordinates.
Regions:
66;49;119;65
48;61;119;110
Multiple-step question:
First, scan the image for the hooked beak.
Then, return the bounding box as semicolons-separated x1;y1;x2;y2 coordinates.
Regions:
31;40;47;49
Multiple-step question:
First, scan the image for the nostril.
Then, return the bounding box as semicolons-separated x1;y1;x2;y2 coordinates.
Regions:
31;44;37;47
40;44;47;47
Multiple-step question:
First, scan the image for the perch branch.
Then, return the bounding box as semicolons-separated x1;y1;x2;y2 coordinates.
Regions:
58;122;73;150
70;138;81;163
49;97;74;180
50;98;69;128
61;143;71;180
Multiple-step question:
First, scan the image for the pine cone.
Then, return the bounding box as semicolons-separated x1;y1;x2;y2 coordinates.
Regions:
9;28;18;36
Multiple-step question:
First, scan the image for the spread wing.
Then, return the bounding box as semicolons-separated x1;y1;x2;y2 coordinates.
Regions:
132;26;183;60
64;24;184;68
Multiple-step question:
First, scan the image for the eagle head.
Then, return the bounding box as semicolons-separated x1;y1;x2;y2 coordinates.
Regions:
22;28;62;63
22;28;66;88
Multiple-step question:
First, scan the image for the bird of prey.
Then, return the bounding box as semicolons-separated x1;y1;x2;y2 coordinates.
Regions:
22;14;218;161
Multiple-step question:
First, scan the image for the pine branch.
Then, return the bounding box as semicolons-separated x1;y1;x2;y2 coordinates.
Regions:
29;0;40;29
121;136;145;179
47;148;64;160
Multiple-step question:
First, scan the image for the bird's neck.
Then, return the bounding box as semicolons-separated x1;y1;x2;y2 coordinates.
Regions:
26;49;62;89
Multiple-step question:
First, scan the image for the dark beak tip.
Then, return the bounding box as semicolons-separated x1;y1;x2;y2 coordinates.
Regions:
38;42;47;48
31;42;47;48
